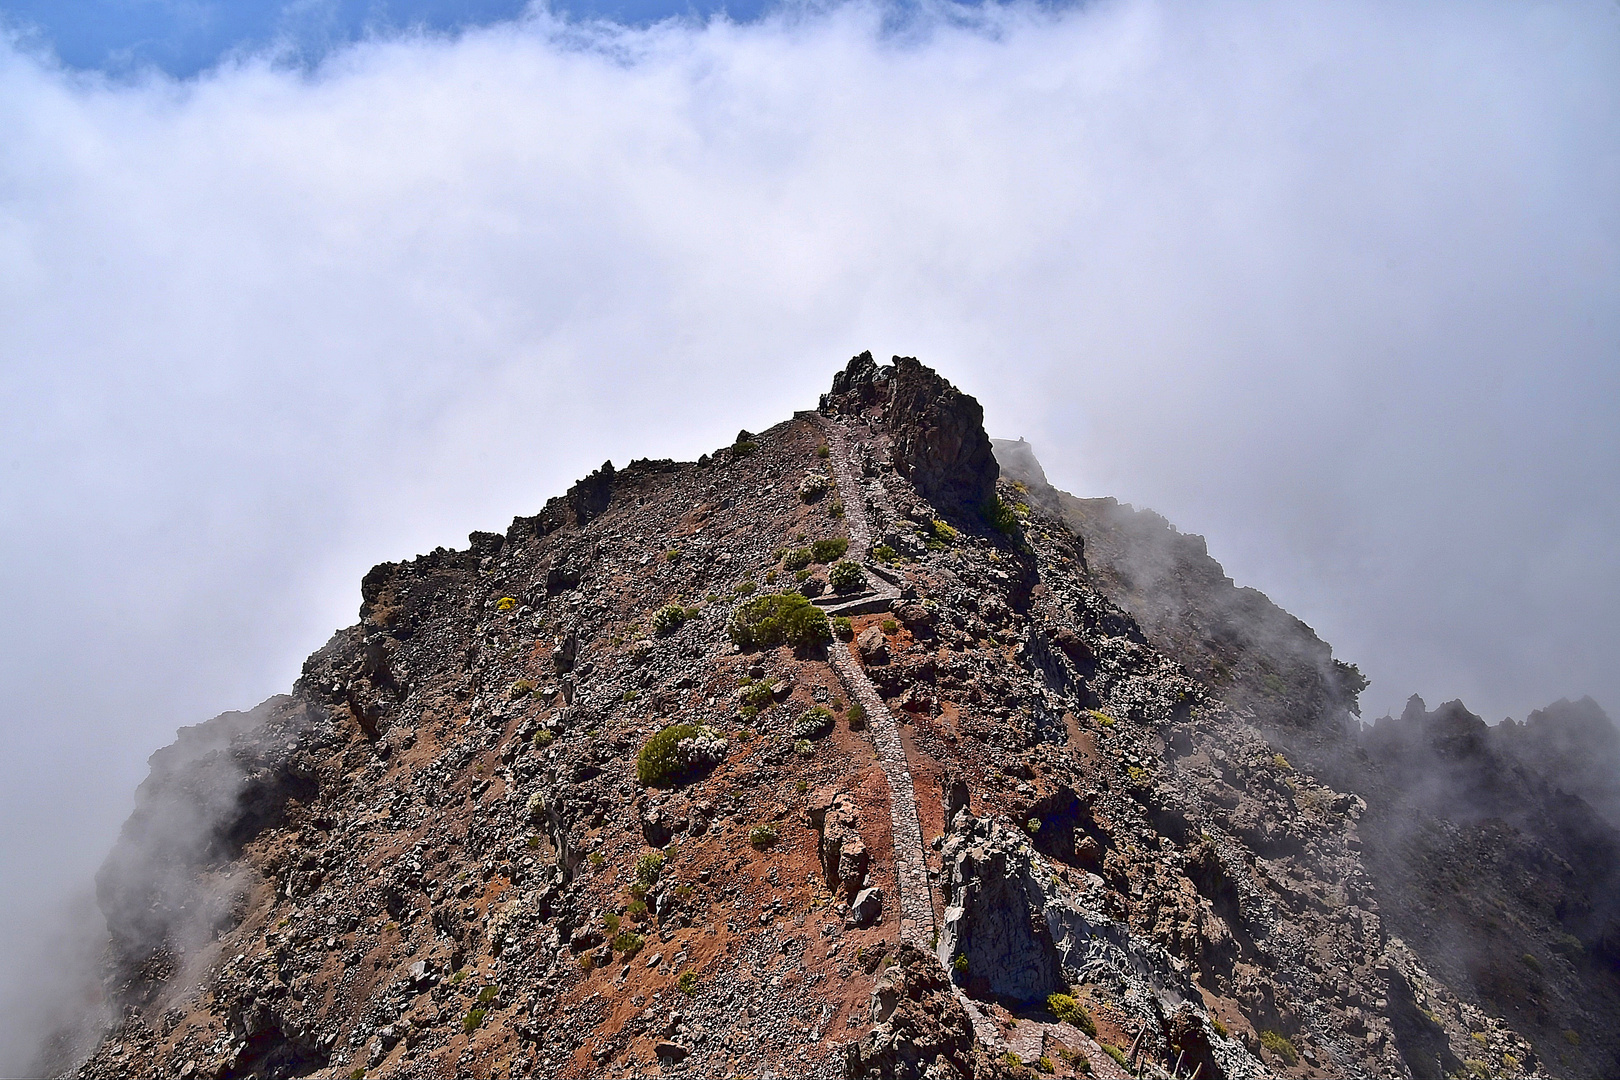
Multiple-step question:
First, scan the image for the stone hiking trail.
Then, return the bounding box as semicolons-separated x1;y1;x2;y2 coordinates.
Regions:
811;411;1010;1055
810;412;936;953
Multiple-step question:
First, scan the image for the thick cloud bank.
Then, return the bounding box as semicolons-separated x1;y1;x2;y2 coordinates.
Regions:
0;0;1616;1066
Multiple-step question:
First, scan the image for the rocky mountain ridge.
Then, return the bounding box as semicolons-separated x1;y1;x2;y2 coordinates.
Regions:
47;354;1619;1080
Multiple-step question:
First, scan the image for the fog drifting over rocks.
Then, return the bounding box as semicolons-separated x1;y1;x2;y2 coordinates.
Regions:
0;0;1615;1068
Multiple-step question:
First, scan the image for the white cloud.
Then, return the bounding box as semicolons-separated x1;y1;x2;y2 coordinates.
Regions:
0;0;1616;1064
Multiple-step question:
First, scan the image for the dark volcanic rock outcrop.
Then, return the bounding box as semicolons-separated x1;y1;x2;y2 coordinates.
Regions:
825;352;998;518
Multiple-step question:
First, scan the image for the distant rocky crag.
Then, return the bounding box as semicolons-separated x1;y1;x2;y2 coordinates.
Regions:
49;356;1619;1080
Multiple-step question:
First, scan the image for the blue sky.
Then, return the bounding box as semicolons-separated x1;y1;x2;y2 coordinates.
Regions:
0;0;776;75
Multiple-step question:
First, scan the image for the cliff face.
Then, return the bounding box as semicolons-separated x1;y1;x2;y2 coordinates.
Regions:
58;358;1616;1080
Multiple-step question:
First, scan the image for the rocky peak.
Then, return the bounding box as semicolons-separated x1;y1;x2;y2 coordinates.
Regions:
822;352;998;519
56;355;1620;1080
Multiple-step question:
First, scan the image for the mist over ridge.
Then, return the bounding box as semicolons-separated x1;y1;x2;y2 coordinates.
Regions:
0;0;1616;1073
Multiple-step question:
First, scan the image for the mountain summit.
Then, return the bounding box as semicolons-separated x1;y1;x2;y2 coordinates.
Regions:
57;357;1619;1080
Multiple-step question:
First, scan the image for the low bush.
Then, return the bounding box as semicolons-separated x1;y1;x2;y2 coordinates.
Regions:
982;495;1019;535
476;984;499;1004
733;580;757;596
730;593;832;650
783;547;814;571
1046;993;1096;1037
829;560;865;593
847;703;867;730
871;544;897;562
793;706;835;740
793;738;815;757
833;616;854;640
928;519;958;543
1259;1030;1299;1067
509;678;535;698
811;537;849;562
636;852;665;886
816;443;830;459
1058;1049;1092;1075
636;723;728;787
880;618;898;634
611;931;646;956
496;596;517;612
652;604;690;636
739;681;775;709
677;969;699;995
749;824;778;850
463;1008;487;1034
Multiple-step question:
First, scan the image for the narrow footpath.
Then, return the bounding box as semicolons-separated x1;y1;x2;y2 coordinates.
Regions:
809;412;936;950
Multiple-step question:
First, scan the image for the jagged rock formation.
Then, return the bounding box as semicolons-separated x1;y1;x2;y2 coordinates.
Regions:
52;356;1617;1080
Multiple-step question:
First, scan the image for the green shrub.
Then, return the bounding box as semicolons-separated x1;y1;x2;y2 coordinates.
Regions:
749;824;778;850
1259;1030;1299;1067
652;604;690;636
1057;1049;1091;1074
928;519;958;543
1046;994;1096;1037
476;984;499;1004
740;682;775;709
1036;1057;1054;1074
730;593;832;650
733;580;757;596
577;953;595;972
636;723;728;786
871;544;897;563
463;1008;487;1034
588;852;604;869
783;547;814;571
953;954;969;973
833;616;854;640
677;969;699;995
602;913;621;934
816;443;830;459
732;439;758;458
1001;1051;1021;1068
847;703;867;730
880;618;898;634
793;738;814;757
509;678;535;698
531;729;554;747
828;498;844;518
627;899;649;920
794;568;812;582
1101;1044;1127;1068
811;537;849;562
764;569;778;583
982;496;1019;534
496;596;517;612
793;707;835;740
611;931;645;956
635;852;666;886
829;560;865;593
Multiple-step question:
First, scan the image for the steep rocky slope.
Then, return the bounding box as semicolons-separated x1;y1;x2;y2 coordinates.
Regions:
993;440;1620;1079
52;355;1616;1080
